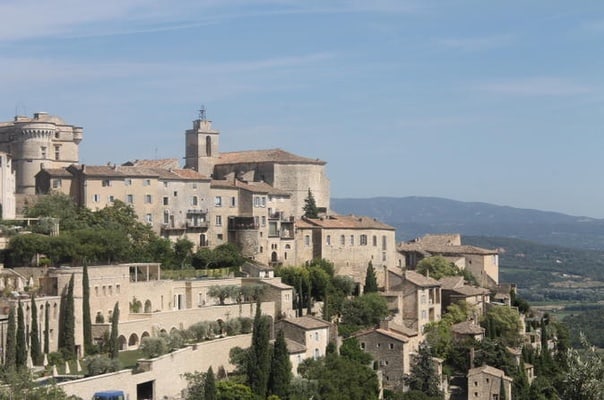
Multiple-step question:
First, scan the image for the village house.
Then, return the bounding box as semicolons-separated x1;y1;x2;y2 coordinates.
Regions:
467;365;513;400
398;234;499;288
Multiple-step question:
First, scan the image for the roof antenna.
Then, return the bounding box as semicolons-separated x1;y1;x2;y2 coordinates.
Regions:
198;105;207;121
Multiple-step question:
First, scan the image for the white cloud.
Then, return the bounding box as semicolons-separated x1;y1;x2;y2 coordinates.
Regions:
438;34;514;51
479;77;593;96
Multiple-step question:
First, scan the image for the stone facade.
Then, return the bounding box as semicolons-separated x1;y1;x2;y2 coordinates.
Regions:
0;152;16;219
275;315;331;373
467;365;512;400
0;112;82;195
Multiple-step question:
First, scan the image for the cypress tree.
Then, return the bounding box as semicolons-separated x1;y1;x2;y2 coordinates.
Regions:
16;301;26;368
110;302;120;359
59;274;76;359
82;264;93;355
364;261;378;293
302;189;319;218
44;301;50;355
247;302;271;398
30;295;41;365
4;305;16;370
269;329;292;398
204;366;217;400
405;342;442;398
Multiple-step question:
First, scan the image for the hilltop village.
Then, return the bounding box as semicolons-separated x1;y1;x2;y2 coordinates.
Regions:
0;112;576;400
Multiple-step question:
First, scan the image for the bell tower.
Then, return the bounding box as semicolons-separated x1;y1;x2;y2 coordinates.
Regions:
184;106;219;177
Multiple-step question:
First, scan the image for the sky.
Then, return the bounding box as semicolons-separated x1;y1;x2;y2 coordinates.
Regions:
1;1;603;218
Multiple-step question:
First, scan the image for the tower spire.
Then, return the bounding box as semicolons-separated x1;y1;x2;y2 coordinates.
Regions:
198;105;207;121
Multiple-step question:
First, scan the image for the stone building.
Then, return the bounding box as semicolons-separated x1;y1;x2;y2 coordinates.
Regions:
0;152;16;219
388;270;442;333
467;365;512;400
0;112;82;195
398;234;499;288
275;315;332;375
294;214;398;288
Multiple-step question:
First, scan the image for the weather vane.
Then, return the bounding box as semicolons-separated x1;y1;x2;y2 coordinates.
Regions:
198;105;207;121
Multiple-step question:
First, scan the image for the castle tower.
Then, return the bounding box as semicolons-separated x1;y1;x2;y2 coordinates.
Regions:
0;112;82;195
184;107;219;177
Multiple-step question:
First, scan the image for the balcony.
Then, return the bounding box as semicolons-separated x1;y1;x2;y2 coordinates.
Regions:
228;216;258;231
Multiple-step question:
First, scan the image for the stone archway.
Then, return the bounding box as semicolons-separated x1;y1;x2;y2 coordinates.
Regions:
118;335;127;351
128;333;139;347
144;300;152;313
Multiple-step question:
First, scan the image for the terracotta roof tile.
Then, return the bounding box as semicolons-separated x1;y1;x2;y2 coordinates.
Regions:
282;315;331;330
438;276;465;290
404;270;440;287
38;167;72;177
452;320;485;335
217;148;326;165
122;158;180;169
297;215;395;230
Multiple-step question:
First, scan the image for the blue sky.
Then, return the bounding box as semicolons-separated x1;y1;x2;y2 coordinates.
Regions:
1;1;603;217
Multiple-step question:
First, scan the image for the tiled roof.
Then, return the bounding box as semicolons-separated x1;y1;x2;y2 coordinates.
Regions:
122;158;180;169
397;234;497;255
284;338;306;354
438;276;465;290
283;315;331;330
297;215;395;230
38;167;72;177
70;165;208;180
452;320;485;335
468;365;509;379
216;148;326;165
404;270;440;287
354;327;410;343
449;285;490;297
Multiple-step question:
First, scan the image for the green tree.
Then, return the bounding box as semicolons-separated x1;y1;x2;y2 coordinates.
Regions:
247;302;271;398
216;380;254;400
302;189;319;218
174;237;195;269
16;301;26;368
481;306;522;347
205;366;217;400
82;264;94;355
109;302;120;359
58;274;76;360
340;337;373;365
4;305;16;370
208;285;240;305
560;334;604;400
340;292;389;334
416;256;460;280
405;342;442;399
364;261;378;293
30;295;42;365
44;301;50;355
269;329;292;398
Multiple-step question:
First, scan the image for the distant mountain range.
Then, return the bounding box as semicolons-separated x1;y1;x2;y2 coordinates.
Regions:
331;196;604;250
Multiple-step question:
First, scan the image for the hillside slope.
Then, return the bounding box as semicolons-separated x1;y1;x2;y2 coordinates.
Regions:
332;196;604;250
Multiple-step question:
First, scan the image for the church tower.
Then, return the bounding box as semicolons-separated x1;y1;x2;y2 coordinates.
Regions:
184;107;219;177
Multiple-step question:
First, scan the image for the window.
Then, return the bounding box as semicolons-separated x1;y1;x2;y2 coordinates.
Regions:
215;215;222;226
192;196;198;206
92;194;100;203
360;342;366;349
173;191;178;197
261;216;266;226
350;235;354;246
382;235;387;250
314;348;320;360
124;178;132;186
52;178;62;189
326;235;331;246
145;194;152;204
215;196;222;207
421;310;427;320
389;343;394;349
304;235;310;246
373;235;377;246
108;195;115;202
163;196;169;206
254;197;260;207
41;146;47;158
126;194;134;204
340;235;345;245
163;210;169;224
143;179;151;186
315;332;319;341
145;214;152;224
217;233;223;240
102;179;111;187
54;145;60;160
261;197;266;207
231;196;236;207
360;234;368;246
116;284;120;294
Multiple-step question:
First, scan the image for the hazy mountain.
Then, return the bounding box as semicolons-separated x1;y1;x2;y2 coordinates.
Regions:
331;196;604;250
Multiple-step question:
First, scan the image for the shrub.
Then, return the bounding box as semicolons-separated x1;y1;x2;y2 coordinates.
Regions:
139;336;168;359
225;318;242;336
84;355;120;377
240;317;253;334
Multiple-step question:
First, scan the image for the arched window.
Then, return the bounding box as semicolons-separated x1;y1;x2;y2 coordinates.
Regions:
206;136;212;156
